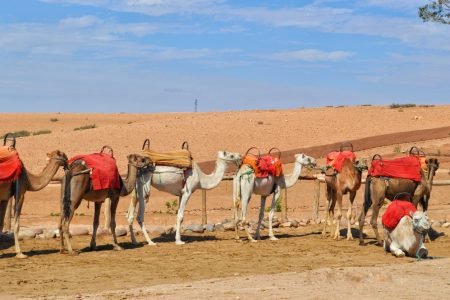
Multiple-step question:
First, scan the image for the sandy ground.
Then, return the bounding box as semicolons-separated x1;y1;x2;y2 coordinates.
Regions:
1;106;450;299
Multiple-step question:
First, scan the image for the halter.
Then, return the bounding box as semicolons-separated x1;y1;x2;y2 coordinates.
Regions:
50;156;69;170
412;214;429;260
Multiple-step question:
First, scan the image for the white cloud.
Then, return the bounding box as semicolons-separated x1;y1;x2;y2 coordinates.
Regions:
265;49;354;62
59;15;102;28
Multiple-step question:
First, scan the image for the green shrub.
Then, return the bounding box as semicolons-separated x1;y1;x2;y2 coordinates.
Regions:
33;129;52;136
389;103;416;109
0;130;31;139
165;199;178;214
50;118;59;122
74;124;97;131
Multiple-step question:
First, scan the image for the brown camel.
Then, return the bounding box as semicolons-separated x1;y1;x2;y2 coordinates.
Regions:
0;150;68;258
358;157;439;246
321;158;367;240
59;153;151;255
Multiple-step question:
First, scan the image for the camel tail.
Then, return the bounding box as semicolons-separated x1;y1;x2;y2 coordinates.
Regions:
363;176;372;215
62;170;72;219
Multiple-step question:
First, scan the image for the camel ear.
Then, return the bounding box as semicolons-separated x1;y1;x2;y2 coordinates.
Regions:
409;210;414;217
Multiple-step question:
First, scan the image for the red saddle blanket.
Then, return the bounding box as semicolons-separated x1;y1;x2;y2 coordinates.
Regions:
69;153;121;191
243;155;283;178
368;156;422;182
326;151;356;173
382;200;417;230
0;146;22;182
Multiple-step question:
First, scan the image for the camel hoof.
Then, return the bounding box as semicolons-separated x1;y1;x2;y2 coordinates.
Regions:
346;236;354;241
359;241;367;247
68;251;79;256
249;239;257;243
269;236;279;241
146;242;157;246
16;253;28;259
114;245;124;251
175;240;186;245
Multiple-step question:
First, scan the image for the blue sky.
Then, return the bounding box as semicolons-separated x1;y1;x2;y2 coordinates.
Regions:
0;0;449;112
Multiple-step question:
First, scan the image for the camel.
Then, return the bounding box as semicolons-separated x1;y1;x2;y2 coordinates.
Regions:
358;157;439;246
59;152;151;254
127;150;242;245
321;158;367;241
0;149;68;258
384;210;430;258
233;153;316;242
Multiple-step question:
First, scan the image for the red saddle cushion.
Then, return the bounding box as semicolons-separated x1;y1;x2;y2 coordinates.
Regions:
326;151;356;173
382;200;417;230
69;153;121;191
368;156;422;182
243;155;283;178
0;146;22;182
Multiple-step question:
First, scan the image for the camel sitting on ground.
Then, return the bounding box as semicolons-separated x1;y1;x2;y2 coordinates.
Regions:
358;156;439;246
59;151;151;254
233;153;316;242
322;158;367;241
127;150;242;245
0;148;68;258
384;210;430;258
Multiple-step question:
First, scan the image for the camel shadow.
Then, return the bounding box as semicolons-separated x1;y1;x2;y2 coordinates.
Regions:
152;233;218;244
339;228;367;239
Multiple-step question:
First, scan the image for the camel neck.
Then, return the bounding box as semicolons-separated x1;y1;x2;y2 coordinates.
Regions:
25;159;62;191
198;158;228;190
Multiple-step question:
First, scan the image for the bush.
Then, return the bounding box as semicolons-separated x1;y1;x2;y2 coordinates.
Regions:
0;130;31;139
50;118;59;122
33;129;52;136
74;124;97;131
265;198;282;212
389;103;416;109
165;199;178;214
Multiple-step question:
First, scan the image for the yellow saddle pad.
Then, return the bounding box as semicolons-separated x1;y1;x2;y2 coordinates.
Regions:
142;149;192;168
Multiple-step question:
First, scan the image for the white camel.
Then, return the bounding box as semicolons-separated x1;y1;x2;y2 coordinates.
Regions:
127;151;242;245
233;153;316;242
384;211;430;258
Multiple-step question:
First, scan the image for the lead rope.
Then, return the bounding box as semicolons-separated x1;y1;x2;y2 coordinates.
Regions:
14;179;19;217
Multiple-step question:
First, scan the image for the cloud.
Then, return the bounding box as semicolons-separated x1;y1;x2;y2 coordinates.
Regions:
59;15;102;28
264;49;354;62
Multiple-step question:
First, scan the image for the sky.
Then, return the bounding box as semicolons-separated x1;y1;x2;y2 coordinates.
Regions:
0;0;449;112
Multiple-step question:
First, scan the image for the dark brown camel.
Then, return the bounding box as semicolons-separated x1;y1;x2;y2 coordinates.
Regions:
322;158;367;240
358;157;439;246
59;153;151;254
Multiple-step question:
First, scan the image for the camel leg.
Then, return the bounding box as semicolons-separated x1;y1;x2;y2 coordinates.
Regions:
370;200;383;246
127;192;139;244
109;196;123;251
175;191;191;245
0;200;7;233
346;191;356;241
388;242;405;257
104;197;111;233
333;191;343;240
240;193;254;243
255;196;266;241
322;184;333;237
13;192;27;259
268;189;280;241
4;198;12;232
233;198;241;241
90;202;101;251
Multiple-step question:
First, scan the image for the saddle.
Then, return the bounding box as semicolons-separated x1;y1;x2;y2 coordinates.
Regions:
368;147;425;183
141;140;193;169
0;146;22;182
0;133;22;183
382;198;416;230
242;147;283;178
325;142;356;173
68;146;121;191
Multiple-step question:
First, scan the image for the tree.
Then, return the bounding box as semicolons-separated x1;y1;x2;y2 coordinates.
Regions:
419;0;450;24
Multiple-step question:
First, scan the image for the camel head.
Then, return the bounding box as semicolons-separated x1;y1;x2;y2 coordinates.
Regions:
425;158;440;178
411;211;430;233
354;158;368;172
217;151;242;165
127;154;153;169
294;153;316;168
46;150;68;168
